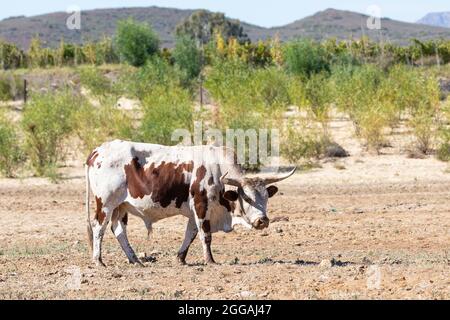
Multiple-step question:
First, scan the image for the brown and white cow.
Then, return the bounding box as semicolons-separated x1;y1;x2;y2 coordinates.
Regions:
85;140;295;266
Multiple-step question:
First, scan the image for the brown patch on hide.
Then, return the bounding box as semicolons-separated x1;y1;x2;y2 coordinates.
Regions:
86;151;99;167
95;196;106;224
124;157;194;209
190;166;208;219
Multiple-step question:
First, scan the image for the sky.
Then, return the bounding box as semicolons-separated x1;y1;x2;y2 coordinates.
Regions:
0;0;449;27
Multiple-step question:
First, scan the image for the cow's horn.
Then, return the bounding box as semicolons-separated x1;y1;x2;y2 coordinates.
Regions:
262;167;297;185
220;172;242;188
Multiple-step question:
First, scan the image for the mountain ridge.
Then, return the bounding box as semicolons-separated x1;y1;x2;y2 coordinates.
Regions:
417;12;450;28
1;6;449;49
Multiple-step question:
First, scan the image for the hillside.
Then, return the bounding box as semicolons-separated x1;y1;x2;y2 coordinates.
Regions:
418;12;450;28
1;7;450;49
270;9;450;45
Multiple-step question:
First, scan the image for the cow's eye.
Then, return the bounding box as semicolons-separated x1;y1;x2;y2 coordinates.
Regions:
267;186;279;198
223;190;238;202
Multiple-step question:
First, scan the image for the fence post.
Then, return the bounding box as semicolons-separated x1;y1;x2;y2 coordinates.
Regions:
23;79;27;104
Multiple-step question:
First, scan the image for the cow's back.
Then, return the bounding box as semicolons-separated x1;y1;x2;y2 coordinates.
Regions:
86;140;236;216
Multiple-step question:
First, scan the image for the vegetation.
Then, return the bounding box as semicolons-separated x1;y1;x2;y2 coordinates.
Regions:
115;19;160;67
0;111;22;177
1;14;450;180
175;10;249;45
21;91;77;179
172;35;202;83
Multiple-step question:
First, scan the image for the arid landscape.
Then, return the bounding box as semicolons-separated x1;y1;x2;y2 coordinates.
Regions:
1;2;450;301
1;116;448;300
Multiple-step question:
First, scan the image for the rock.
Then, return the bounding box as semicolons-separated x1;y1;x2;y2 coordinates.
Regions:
271;216;290;223
239;291;255;298
325;143;349;158
319;259;333;268
138;252;147;259
116;97;140;111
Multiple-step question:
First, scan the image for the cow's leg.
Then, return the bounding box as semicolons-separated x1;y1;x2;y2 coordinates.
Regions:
177;216;198;265
191;188;215;264
92;206;114;267
192;210;215;264
111;210;142;266
198;219;215;264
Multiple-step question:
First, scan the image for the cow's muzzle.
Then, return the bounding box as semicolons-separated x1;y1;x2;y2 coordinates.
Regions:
253;217;270;230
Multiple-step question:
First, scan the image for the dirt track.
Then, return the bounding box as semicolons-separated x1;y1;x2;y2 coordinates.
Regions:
0;155;449;300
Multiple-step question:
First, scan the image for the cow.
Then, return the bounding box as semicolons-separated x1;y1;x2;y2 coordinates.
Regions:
85;140;296;267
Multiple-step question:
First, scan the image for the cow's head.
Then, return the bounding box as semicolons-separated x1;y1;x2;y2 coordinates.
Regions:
221;168;296;230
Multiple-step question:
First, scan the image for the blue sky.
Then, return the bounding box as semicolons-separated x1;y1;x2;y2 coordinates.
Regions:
0;1;448;27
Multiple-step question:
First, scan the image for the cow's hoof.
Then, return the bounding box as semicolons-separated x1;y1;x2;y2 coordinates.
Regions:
205;259;217;265
94;259;106;268
130;261;145;268
177;257;187;265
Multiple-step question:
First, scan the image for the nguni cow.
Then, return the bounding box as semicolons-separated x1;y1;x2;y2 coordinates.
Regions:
85;140;296;266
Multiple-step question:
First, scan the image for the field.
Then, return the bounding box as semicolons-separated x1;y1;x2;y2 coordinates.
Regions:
0;116;448;300
1;16;450;300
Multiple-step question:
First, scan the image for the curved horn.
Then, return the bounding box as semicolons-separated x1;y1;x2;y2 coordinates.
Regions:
263;167;297;185
220;172;242;188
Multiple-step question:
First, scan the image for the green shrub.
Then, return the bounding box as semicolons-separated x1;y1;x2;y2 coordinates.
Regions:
22;91;77;178
115;18;160;67
304;73;332;133
281;119;327;164
72;98;136;153
437;127;450;161
173;35;202;83
205;59;298;129
407;72;440;154
437;101;450;161
283;39;330;78
78;66;112;97
115;57;183;99
0;111;23;177
140;85;193;145
0;72;23;101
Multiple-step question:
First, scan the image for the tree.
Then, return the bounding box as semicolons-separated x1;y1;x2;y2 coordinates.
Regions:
176;10;249;46
173;35;202;81
115;18;160;67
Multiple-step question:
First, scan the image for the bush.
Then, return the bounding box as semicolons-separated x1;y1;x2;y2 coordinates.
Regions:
115;18;160;67
281;119;327;164
140;85;194;145
283;39;330;78
173;35;202;83
0;72;23;101
437;127;450;161
78;66;112;97
115;57;183;99
407;74;440;154
205;59;299;129
0;111;23;177
22;91;77;178
304;73;332;133
72;98;136;154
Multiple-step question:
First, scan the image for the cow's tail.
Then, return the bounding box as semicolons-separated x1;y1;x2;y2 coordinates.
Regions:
85;164;93;252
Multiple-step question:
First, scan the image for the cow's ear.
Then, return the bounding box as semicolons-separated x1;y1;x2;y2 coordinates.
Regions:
223;190;239;202
267;186;279;198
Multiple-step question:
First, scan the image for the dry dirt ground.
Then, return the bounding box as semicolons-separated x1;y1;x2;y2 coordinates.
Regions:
0;116;449;300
